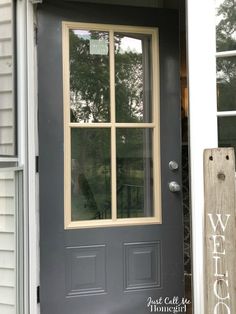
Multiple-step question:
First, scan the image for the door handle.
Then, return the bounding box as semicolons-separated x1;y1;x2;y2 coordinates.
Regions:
168;181;181;192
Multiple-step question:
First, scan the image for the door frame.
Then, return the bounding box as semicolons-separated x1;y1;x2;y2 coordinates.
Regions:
16;1;39;314
187;0;218;313
16;1;218;314
38;3;184;312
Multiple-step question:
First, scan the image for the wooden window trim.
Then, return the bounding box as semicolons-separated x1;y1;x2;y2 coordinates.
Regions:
62;21;161;229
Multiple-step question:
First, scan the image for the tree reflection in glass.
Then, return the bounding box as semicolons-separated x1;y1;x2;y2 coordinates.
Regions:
69;30;110;123
71;128;111;220
115;33;152;122
217;56;236;111
216;0;236;52
216;0;236;111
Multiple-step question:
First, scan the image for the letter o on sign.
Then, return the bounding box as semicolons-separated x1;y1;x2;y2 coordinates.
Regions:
213;279;230;300
214;302;231;314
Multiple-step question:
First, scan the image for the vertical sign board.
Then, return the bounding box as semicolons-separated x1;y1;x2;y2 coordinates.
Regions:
204;148;236;314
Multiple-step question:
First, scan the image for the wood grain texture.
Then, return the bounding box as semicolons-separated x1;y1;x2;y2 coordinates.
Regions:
204;148;236;314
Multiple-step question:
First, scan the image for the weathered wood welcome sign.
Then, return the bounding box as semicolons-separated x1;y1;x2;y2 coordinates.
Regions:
204;148;236;314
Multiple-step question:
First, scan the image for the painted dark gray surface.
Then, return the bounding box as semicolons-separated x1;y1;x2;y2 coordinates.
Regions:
38;1;184;313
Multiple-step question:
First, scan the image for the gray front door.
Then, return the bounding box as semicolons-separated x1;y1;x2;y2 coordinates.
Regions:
38;1;184;314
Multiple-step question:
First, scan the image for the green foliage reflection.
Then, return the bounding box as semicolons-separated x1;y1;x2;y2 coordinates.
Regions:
216;0;236;111
70;30;110;122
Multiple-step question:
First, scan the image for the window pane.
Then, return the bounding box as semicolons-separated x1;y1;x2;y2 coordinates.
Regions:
0;1;15;156
115;33;152;122
69;30;110;123
71;128;111;220
216;0;236;52
116;128;153;218
217;56;236;111
218;117;236;158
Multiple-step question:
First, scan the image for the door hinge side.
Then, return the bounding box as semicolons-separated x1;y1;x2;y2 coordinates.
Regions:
37;286;40;303
36;156;39;173
34;24;38;46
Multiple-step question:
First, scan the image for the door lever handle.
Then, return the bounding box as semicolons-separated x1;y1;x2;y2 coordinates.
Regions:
168;181;181;192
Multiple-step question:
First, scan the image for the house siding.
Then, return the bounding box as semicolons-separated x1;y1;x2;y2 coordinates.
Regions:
0;0;15;156
0;171;16;314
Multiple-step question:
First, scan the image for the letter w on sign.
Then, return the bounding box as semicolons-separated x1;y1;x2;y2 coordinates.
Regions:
204;148;236;314
208;214;231;233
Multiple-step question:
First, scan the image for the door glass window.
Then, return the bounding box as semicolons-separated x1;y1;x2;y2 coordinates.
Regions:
63;22;160;228
71;128;111;220
70;30;110;123
216;0;236;52
116;128;153;218
115;33;152;123
217;56;236;111
216;0;236;161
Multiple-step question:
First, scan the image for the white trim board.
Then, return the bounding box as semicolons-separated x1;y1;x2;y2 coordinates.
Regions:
17;0;39;313
187;0;218;313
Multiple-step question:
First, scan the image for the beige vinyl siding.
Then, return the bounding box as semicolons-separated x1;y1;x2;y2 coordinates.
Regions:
0;0;15;156
0;171;16;313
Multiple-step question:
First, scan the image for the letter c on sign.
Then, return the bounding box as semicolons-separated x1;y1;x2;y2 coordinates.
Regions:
214;302;231;314
213;279;230;300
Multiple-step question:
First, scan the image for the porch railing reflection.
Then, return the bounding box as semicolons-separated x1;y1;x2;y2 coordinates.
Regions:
94;183;144;219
